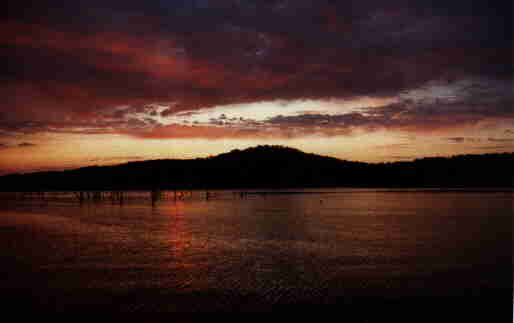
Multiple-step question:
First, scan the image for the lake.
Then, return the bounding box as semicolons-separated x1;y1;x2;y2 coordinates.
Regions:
0;189;512;314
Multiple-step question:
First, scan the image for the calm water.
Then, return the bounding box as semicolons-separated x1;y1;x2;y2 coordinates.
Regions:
1;189;512;311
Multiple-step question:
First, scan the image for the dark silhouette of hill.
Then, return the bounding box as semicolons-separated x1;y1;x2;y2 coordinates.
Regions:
0;145;512;191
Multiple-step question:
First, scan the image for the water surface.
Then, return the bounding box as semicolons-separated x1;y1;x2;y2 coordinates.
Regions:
1;189;511;312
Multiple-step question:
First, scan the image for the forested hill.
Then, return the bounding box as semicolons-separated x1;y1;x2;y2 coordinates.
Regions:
0;145;512;191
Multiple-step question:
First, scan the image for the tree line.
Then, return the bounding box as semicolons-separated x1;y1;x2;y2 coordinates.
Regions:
1;145;512;191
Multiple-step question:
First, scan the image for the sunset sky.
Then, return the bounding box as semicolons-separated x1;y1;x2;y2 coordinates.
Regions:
1;1;512;174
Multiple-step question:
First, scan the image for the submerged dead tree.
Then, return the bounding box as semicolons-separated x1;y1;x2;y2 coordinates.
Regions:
151;188;162;207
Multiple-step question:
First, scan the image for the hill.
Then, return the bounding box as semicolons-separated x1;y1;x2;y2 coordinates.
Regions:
0;145;512;191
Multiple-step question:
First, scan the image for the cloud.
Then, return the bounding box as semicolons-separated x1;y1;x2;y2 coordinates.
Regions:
87;156;146;163
0;142;37;149
125;91;514;139
488;138;514;143
386;155;417;161
17;142;36;147
1;78;512;140
1;1;511;139
376;143;411;149
447;137;465;143
0;113;161;137
446;137;481;143
128;123;266;140
257;90;514;137
477;145;514;151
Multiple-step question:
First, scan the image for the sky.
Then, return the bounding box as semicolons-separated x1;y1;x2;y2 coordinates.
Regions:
1;0;512;174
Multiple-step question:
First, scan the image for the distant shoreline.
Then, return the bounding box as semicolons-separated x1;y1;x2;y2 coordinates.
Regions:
0;188;512;195
1;146;512;191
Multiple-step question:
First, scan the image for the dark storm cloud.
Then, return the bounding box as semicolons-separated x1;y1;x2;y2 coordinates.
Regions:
1;0;512;137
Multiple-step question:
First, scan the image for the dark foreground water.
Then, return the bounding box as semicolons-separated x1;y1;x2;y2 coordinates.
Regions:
0;189;512;315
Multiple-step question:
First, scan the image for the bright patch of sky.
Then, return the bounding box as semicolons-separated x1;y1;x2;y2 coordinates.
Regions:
161;97;397;125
